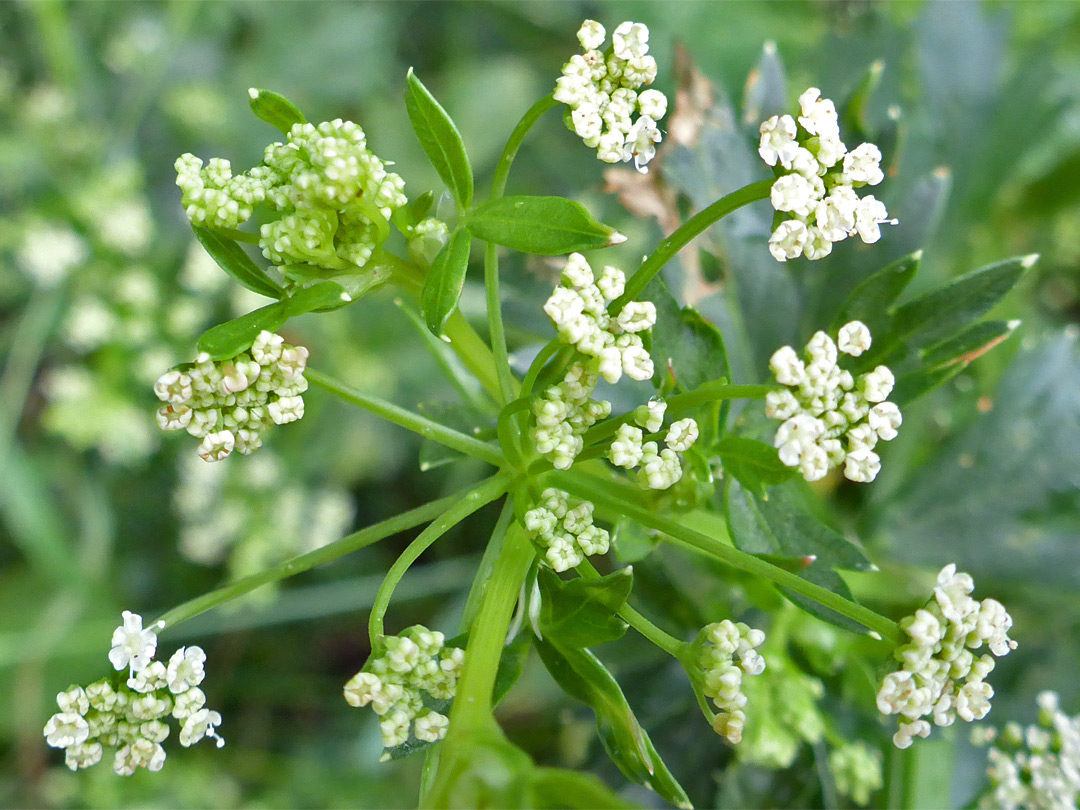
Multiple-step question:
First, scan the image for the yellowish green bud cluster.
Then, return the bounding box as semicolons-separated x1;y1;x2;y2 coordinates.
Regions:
343;626;464;755
153;330;308;462
693;620;767;744
522;488;610;572
829;742;884;806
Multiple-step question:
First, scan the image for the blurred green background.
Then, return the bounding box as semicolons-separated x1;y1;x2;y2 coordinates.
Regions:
2;1;1079;807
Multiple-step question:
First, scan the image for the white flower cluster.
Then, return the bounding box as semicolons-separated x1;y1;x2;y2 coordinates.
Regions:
522;488;610;572
829;742;884;807
343;626;464;756
554;20;667;173
877;564;1017;749
608;401;700;490
176;118;407;275
759;88;895;262
975;691;1080;810
695;620;767;745
16;221;87;287
767;321;901;483
154;330;309;462
43;611;223;776
534;253;657;470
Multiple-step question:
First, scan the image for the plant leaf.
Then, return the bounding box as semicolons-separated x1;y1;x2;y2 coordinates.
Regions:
644;276;731;394
715;435;794;498
193;226;285;299
405;68;473;211
247;87;306;134
465;196;621;255
196;302;289;360
831;251;920;335
920;319;1018;368
493;632;531;708
537;567;632;648
421;228;472;335
283;280;353;315
534;638;692;809
529;768;638;810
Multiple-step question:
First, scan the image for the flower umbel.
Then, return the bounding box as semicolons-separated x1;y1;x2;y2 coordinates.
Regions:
522;488;610;572
690;620;767;744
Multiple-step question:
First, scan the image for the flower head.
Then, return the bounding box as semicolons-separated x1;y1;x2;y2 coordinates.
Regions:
109;611;161;675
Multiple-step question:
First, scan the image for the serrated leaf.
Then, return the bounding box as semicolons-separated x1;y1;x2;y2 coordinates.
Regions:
887;255;1035;350
405;69;473;211
192;226;285;299
534;638;692;809
537;567;632;648
421;228;472;335
465;196;621;256
247;87;306;133
715;435;794;498
920;319;1017;368
831;251;920;335
196;302;288;360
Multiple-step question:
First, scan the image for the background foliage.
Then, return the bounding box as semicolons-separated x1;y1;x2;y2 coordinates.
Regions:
2;1;1079;807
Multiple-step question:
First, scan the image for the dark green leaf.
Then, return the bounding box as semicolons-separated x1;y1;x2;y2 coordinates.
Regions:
840;58;885;142
410;190;436;224
465;196;621;256
193;226;285;299
247;87;306;133
920;319;1018;368
715;435;794;498
493;632;531;707
421;228;472;335
644;276;731;394
196;302;288;360
537;567;632;648
890;365;965;407
529;768;638;809
887;254;1036;350
831;251;920;335
405;69;473;211
283;281;353;315
534;639;692;809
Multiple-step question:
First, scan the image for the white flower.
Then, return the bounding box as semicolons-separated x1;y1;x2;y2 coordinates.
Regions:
859;365;895;403
268;395;304;425
799;443;830;481
902;609;944;647
596;130;626;163
617;301;657;333
154;370;193;405
571;103;603;140
197;429;235;462
127;660;168;693
167;646;207;693
56;686;89;716
797;87;840;137
837;321;872;356
843;446;880;482
637;89;667;120
609;424;645;468
64;741;103;771
250;330;284;364
854;195;894;244
637;399;667;433
758;114;799;168
180;708;224;748
765;389;800;420
109;611;160;674
414;710;450;743
621;114;662;173
815;186;859;242
769;346;806;387
577;19;605;51
596;265;625;302
44;712;90;749
771;173;821;218
665;418;699;452
768;219;809;262
622;342;654;381
379;709;411;749
612;21;649;60
868;402;902;441
893;719;932;750
806;331;838;367
843;142;885;186
811;133;847;169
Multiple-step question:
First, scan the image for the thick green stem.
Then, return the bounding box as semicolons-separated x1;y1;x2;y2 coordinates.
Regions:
611;178;775;313
557;471;902;644
369;473;513;642
459;498;516;632
307;368;504;467
153;493;463;629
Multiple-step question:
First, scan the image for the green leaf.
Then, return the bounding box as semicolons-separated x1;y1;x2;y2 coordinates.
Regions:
281;262;391;301
421;228;472;335
534;638;692;809
537;567;632;648
493;632;531;708
283;281;353;315
404;68;473;211
920;319;1018;368
410;190;436;224
196;302;289;360
192;226;285;299
465;196;622;256
887;254;1036;350
715;435;794;498
831;251;920;335
247;87;306;133
644;277;731;394
613;518;658;564
742;41;788;125
529;768;638;810
841;59;885;142
889;365;965;407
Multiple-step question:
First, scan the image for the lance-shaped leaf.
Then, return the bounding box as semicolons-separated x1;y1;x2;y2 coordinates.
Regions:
465;196;623;255
196;302;289;360
283;280;353;315
421;228;472;335
405;68;473;211
715;435;794;498
193;226;285;299
920;319;1018;369
830;250;920;335
534;638;692;809
537;567;632;648
247;87;306;134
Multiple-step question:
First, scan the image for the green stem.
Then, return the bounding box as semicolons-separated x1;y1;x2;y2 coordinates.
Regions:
557;471;902;644
306;368;504;467
153;493;463;630
576;560;684;657
482;95;559;404
368;473;513;641
459;498;516;632
521;341;564;397
610;178;774;314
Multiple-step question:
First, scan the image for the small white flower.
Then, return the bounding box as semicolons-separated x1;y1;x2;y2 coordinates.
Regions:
843;142;885;186
868;402;902;441
815;186;859;242
621;114;662;174
414;710;450;743
44;712;90;749
844;446;881;482
854;195;894;244
64;741;103;771
154;370;193;405
771;173;821;218
859;365;895;403
806;331;838;368
180;708;224;748
637;88;667;120
56;686;89;716
612;21;649;60
596;130;626;163
665;418;699;452
577;19;606;51
769;346;806;386
617;301;657;333
837;321;872;356
167;646;207;693
758;114;799;168
636;399;667;433
797;87;840;137
765;389;800;420
109;611;160;674
127;660;168;693
811;133;847;169
799;442;830;481
609;424;644;468
197;429;235;462
621;342;655;381
379;709;411;749
268;395;305;425
803;226;834;261
768;219;809;262
571;103;603;141
596;265;626;302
